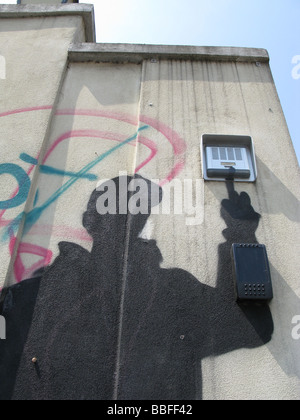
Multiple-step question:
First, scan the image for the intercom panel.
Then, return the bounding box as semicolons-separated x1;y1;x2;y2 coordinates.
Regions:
201;134;257;182
232;243;273;302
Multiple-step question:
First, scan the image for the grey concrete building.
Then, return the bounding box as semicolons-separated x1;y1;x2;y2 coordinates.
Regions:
0;0;299;400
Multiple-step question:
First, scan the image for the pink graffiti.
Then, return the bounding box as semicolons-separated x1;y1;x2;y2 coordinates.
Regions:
42;129;158;175
9;238;53;283
56;109;186;186
2;214;53;283
138;114;186;185
0;106;186;282
0;106;53;119
0;129;43;282
0;106;186;185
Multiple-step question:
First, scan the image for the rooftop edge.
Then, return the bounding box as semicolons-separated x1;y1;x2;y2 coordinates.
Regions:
0;4;96;43
68;43;270;64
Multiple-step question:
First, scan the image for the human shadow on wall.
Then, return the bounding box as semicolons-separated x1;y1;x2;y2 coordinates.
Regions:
0;176;273;400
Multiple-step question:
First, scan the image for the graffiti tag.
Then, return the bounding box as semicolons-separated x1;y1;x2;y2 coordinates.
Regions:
0;106;187;282
0;164;31;210
0;126;149;240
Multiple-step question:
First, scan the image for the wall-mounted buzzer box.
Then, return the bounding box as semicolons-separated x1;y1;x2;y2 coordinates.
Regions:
201;134;257;182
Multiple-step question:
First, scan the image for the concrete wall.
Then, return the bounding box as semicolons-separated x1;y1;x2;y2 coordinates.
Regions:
0;4;93;290
0;7;299;400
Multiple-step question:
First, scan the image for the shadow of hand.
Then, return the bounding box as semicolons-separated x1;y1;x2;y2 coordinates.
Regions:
221;181;261;243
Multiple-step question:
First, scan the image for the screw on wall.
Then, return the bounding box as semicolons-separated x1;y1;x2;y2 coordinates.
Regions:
31;357;41;379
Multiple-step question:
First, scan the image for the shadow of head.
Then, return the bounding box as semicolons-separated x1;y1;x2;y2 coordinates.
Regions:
82;175;163;241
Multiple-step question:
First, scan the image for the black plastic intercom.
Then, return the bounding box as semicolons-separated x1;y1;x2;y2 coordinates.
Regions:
231;243;273;302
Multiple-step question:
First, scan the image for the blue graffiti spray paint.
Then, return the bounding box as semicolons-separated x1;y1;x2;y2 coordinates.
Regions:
20;153;97;181
0;164;31;210
2;125;149;240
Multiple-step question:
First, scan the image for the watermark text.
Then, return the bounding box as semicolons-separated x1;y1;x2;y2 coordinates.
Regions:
292;315;300;340
0;315;6;340
96;172;204;226
292;55;300;80
0;55;6;80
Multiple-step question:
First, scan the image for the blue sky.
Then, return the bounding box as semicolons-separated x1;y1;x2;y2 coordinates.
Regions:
2;0;300;164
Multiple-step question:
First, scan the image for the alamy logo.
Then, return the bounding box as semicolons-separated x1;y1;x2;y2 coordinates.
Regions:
96;172;204;226
0;315;6;340
292;55;300;80
0;55;6;80
292;315;300;340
